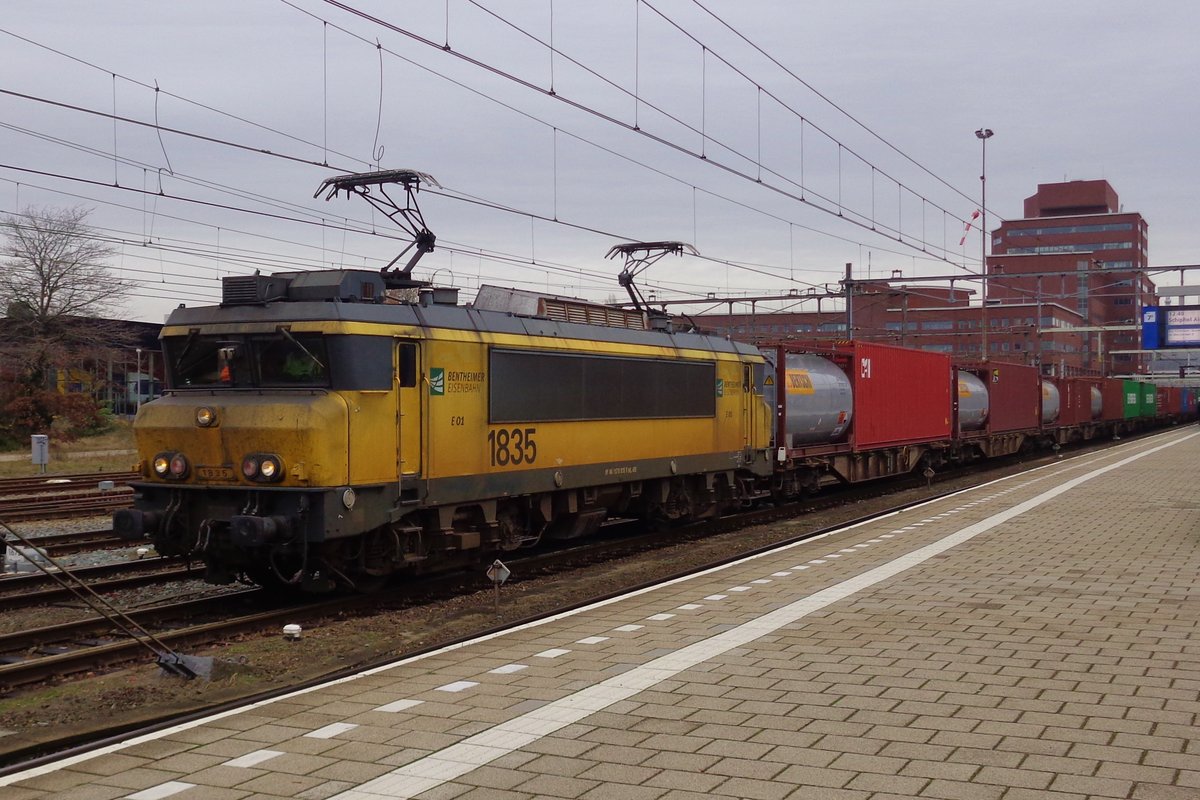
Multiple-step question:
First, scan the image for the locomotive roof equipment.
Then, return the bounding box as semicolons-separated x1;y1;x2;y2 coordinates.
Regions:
314;168;440;284
606;241;698;329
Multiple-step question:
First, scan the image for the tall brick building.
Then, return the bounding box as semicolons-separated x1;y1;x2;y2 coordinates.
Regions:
693;179;1154;377
988;180;1151;373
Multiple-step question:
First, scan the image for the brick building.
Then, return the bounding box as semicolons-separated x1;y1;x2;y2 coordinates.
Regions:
694;180;1153;377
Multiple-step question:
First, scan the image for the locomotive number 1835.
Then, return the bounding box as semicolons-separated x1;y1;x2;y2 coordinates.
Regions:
488;427;538;467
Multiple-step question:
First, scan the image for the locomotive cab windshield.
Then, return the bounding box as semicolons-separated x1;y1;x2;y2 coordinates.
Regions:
166;330;330;389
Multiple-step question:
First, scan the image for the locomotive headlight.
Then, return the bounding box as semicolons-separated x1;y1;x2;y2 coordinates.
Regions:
153;454;171;476
195;406;217;427
241;456;259;479
168;453;189;478
241;453;284;482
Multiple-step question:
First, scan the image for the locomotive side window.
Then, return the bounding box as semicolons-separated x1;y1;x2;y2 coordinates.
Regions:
398;342;418;388
490;349;715;423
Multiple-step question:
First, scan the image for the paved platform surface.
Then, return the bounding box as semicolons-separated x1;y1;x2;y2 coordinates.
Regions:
3;427;1198;800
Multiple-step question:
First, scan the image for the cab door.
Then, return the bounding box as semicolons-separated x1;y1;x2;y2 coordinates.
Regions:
397;340;422;481
740;362;753;450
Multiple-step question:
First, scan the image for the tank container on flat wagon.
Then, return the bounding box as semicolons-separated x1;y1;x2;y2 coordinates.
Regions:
765;353;854;447
1057;377;1101;426
962;361;1039;432
955;370;989;432
1040;380;1061;424
848;341;952;449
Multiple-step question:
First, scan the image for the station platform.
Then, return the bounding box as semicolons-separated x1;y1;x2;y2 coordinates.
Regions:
3;426;1198;800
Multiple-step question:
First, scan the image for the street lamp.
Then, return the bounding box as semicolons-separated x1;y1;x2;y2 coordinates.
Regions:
135;348;143;414
976;128;993;360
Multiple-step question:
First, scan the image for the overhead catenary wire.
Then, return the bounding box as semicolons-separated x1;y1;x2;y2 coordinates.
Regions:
0;87;898;300
2;16;971;306
1;7;1004;325
313;0;978;265
687;0;987;214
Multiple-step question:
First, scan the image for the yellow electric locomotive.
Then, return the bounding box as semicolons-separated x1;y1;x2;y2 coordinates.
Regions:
114;267;774;591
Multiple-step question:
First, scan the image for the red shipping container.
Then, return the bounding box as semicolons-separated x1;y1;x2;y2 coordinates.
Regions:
845;341;952;448
963;361;1040;432
1099;377;1126;422
1165;386;1182;415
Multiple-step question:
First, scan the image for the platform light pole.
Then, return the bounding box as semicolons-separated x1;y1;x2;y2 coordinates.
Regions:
976;128;993;360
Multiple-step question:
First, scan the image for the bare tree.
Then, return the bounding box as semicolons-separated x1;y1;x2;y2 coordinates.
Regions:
1;206;134;415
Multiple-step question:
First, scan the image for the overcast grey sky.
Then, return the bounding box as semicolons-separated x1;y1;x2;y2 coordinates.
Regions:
3;1;1198;322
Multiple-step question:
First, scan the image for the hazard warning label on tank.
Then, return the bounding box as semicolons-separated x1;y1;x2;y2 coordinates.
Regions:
786;370;815;395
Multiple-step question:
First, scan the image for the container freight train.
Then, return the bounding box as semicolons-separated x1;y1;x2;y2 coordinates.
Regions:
113;269;1194;592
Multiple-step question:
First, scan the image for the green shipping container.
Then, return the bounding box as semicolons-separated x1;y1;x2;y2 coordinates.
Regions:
1140;382;1157;417
1122;380;1141;419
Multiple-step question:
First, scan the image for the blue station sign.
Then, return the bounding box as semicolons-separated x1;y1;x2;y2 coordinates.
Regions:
1143;305;1200;349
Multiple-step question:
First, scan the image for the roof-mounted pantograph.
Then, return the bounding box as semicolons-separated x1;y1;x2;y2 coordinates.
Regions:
605;241;699;314
315;169;440;285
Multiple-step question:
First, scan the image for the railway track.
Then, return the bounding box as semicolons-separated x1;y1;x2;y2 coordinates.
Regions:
0;590;290;691
0;471;137;497
0;488;132;522
0;464;979;694
0;471;137;522
9;528;127;558
0;559;201;609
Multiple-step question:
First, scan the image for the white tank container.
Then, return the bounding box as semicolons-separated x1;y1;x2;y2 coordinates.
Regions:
1041;380;1061;424
957;370;990;431
766;354;854;446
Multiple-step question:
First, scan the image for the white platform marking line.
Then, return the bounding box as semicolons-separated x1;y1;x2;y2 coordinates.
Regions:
7;432;1181;788
533;648;570;659
375;699;423;713
436;680;479;692
647;613;675;621
127;782;196;800
328;432;1195;800
306;722;358;739
751;579;772;585
704;594;727;600
771;572;792;577
225;749;284;768
614;624;643;632
488;664;528;675
676;604;702;611
575;636;609;645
